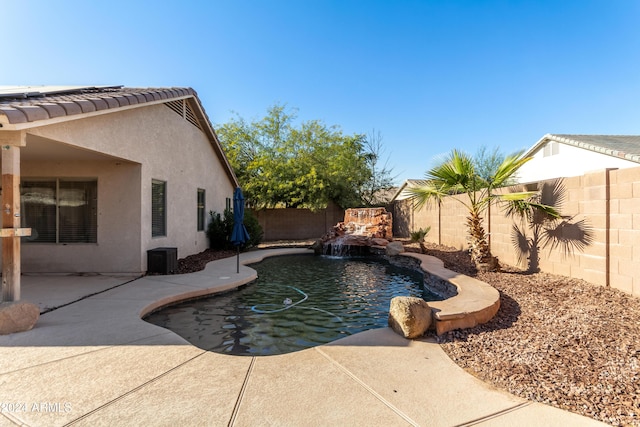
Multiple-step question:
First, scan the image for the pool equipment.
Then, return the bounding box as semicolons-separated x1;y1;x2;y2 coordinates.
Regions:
251;285;343;322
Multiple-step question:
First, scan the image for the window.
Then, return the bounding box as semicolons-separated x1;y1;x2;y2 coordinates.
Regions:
543;142;559;157
152;180;167;237
197;189;205;231
21;179;97;243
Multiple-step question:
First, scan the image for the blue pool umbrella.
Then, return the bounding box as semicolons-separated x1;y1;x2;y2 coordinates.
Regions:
230;187;250;273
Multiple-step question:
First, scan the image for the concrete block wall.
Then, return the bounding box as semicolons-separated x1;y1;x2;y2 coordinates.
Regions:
391;199;413;237
397;166;640;297
608;167;640;296
251;202;344;241
438;195;468;250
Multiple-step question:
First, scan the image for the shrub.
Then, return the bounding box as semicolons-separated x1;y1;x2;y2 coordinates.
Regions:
206;208;263;250
207;209;231;249
410;226;431;243
410;226;431;254
243;210;264;249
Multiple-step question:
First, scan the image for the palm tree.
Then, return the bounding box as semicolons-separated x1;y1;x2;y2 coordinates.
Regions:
406;149;559;271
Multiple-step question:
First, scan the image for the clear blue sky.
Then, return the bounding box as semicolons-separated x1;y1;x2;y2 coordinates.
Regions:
3;0;639;184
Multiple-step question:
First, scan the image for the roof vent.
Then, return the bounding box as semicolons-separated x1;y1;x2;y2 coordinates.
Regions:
165;100;203;131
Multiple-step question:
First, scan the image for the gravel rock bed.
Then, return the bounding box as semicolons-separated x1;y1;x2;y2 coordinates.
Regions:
417;243;640;427
178;242;639;426
175;248;237;274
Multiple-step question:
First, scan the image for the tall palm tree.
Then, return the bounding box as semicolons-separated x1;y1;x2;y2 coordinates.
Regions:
406;149;559;271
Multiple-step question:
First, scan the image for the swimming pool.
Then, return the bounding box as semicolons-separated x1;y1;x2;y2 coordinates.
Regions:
145;254;442;356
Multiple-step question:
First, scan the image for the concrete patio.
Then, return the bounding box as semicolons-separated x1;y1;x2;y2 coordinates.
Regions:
0;249;606;426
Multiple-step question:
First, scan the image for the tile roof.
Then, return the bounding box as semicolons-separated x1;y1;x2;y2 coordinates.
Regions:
0;85;239;187
0;86;196;126
543;134;640;163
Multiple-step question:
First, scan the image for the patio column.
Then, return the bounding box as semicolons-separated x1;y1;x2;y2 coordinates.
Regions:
0;131;30;302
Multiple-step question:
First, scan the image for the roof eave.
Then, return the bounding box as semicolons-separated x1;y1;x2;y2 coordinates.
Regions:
521;133;555;158
0;88;240;188
524;134;640;164
186;94;240;188
0;95;192;131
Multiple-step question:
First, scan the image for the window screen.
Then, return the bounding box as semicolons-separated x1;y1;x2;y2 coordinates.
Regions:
197;189;205;231
152;180;167;237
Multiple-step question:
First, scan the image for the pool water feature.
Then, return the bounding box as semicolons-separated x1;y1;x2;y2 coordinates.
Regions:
145;254;442;356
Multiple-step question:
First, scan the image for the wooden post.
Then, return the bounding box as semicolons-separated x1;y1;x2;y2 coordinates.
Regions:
0;131;29;302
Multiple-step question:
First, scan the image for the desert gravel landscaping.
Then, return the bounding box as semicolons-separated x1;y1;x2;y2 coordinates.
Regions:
417;243;640;427
178;241;639;426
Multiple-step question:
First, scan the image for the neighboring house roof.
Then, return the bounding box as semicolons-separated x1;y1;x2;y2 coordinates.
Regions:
392;135;640;198
0;85;238;186
524;134;640;164
391;179;429;201
371;187;397;204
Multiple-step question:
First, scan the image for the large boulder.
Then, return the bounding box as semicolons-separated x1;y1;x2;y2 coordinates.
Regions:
385;241;405;256
0;301;40;335
388;296;432;339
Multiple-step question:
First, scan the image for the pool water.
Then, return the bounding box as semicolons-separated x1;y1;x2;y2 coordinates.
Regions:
145;254;442;356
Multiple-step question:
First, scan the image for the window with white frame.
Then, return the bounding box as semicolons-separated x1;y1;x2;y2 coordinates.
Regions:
21;179;97;243
152;180;167;237
543;142;560;157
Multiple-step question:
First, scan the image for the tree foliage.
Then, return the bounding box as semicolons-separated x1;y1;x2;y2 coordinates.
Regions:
473;146;505;183
216;104;378;210
360;129;397;206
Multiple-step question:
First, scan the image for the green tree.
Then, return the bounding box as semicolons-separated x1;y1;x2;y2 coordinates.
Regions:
216;104;371;210
473;146;506;183
406;148;559;271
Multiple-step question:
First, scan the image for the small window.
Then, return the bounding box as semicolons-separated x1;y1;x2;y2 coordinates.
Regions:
197;189;205;231
152;180;166;237
543;142;559;157
21;179;97;243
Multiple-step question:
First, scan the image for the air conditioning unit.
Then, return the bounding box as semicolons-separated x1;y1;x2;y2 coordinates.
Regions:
147;247;178;275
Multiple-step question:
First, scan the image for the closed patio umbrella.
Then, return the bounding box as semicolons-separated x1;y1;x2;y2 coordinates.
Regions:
230;187;250;273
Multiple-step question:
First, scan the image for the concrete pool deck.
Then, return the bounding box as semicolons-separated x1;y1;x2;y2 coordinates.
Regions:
0;248;605;426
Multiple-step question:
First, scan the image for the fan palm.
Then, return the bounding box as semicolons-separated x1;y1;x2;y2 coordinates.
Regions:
406;149;559;271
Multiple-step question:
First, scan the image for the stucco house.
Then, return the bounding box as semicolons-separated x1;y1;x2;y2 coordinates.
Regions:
0;85;238;276
516;134;640;183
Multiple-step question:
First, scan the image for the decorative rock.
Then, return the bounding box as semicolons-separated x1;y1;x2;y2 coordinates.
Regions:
0;302;40;335
311;239;324;254
371;238;389;246
388;296;432;339
385;241;405;256
342;208;392;239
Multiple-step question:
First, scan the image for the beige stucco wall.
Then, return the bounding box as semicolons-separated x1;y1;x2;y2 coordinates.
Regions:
17;159;142;272
4;103;235;273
